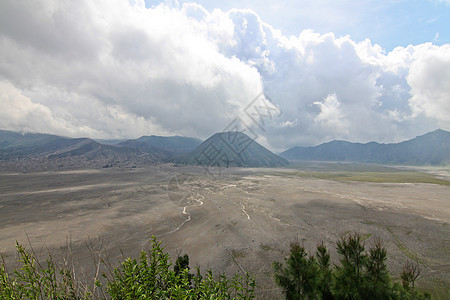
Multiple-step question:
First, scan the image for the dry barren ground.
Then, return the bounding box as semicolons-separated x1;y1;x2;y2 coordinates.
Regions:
0;163;449;298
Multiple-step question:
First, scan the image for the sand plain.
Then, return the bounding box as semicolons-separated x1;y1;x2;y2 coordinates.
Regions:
0;163;449;298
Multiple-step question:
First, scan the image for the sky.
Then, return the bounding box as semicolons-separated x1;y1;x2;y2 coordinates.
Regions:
0;0;449;151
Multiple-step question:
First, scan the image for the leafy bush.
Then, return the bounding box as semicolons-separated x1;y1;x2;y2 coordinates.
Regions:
0;236;255;299
104;237;255;299
0;242;84;299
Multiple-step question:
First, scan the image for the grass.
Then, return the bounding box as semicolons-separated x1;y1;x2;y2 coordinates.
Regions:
384;226;426;266
361;220;426;266
417;277;450;300
231;249;247;259
259;243;277;252
360;233;373;241
279;170;450;185
269;162;450;185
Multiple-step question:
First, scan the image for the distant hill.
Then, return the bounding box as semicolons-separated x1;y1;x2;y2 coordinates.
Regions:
280;129;450;165
119;135;202;161
94;139;127;145
0;130;158;171
3;128;447;171
0;130;204;172
182;132;288;167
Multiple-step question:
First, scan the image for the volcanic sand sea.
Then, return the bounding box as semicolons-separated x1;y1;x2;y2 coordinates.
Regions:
0;164;448;298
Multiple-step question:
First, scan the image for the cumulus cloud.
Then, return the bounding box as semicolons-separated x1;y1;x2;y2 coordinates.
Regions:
407;44;450;127
0;81;69;135
0;0;448;150
218;11;447;148
0;0;262;139
314;93;349;137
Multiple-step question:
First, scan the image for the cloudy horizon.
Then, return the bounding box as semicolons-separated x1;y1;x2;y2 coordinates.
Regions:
1;0;449;152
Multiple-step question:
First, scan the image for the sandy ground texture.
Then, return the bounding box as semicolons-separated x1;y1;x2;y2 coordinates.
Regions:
0;164;449;298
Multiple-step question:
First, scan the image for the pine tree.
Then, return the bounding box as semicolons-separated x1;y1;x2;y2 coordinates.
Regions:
363;238;392;298
274;233;431;300
273;242;320;299
332;233;367;299
315;241;334;300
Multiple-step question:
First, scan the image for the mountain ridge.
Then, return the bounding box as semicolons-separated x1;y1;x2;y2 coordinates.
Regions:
1;129;448;171
0;130;205;171
118;135;202;161
280;129;450;165
0;130;156;171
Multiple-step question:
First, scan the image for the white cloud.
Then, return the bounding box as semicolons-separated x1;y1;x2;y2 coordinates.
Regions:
0;0;448;150
314;93;349;135
433;32;440;42
435;0;450;5
407;44;450;127
0;81;75;136
217;10;446;148
0;0;262;139
280;119;297;128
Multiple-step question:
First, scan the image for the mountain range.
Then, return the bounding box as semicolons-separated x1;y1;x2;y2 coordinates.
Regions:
119;135;202;160
1;129;449;172
280;129;450;165
0;130;201;171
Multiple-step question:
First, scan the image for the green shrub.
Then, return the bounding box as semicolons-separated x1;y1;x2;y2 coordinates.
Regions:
0;236;255;299
0;242;84;299
103;236;255;299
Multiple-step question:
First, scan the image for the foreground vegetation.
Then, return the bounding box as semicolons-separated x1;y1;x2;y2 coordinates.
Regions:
273;233;430;299
0;236;255;299
0;234;431;299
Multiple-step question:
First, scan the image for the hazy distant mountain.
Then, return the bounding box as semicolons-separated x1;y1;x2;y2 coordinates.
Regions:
3;128;447;171
0;130;67;153
119;135;202;160
0;130;158;171
183;132;288;167
94;139;127;145
281;129;450;165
